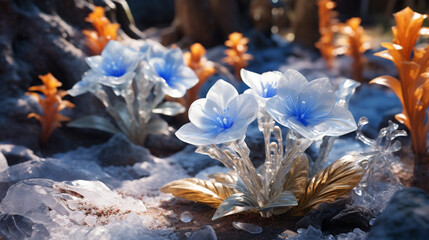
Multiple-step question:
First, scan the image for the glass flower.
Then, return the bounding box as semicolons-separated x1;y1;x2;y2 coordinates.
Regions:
176;80;258;145
143;44;198;98
266;69;356;140
240;69;282;105
68;71;102;96
86;40;140;88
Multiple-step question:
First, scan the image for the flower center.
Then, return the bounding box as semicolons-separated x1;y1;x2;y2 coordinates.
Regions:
262;81;278;98
156;65;174;86
214;107;234;130
292;100;313;126
102;57;127;77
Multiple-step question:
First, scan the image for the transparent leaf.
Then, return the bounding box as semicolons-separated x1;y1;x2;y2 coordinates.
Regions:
260;191;297;211
152;101;185;116
160;178;237;208
67;115;121;134
145;118;169;135
212;193;257;220
208;172;238;185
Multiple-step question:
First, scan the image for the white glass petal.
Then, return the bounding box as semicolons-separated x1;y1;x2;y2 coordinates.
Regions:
206;80;238;109
241;69;264;96
175;123;218;146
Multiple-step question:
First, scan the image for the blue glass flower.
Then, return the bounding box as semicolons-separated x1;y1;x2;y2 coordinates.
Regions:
68;71;102;96
142;44;198;98
241;69;282;103
176;80;258;145
86;40;141;88
266;69;357;140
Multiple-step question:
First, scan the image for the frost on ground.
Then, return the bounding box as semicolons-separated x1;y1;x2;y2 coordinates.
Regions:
0;43;405;240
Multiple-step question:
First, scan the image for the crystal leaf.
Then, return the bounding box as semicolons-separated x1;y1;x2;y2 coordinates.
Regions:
212;193;257;220
67;115;121;134
152;101;186;116
160;178;237;208
289;154;364;216
208;172;238;185
260;191;297;211
145;118;169;135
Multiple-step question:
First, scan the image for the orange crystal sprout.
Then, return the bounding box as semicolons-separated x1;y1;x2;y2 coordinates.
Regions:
341;18;370;82
184;43;216;107
83;6;120;55
316;0;338;68
222;32;253;81
27;73;75;144
371;7;429;155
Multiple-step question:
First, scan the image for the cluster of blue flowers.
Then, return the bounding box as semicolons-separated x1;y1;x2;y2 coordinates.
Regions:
69;40;198;99
177;68;357;144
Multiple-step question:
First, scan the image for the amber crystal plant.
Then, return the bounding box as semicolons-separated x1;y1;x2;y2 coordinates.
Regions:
371;7;429;155
316;0;339;68
83;6;120;55
222;32;253;81
370;7;429;190
340;18;370;83
162;69;366;220
184;43;216;109
27;73;75;144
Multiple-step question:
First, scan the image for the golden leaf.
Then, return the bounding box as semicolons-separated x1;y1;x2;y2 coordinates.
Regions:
160;178;237;208
289;155;364;216
272;154;309;215
282;154;309;202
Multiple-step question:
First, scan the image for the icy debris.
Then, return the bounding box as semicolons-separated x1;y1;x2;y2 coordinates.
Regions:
291;226;325;240
336;228;367;240
0;214;49;240
185;231;192;238
232;222;263;234
180;211;193;223
117;156;189;199
0;157;116;188
0;179;148;239
69;213;177;240
188;225;217;240
369;218;376;226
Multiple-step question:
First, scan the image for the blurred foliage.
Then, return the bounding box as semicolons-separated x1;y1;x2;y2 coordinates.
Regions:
26;74;74;144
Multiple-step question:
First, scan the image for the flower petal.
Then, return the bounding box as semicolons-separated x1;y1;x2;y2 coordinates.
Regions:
321;105;357;136
206;80;238;109
176;123;219;146
189;99;221;131
86;56;103;73
232;93;258;123
241;69;264;96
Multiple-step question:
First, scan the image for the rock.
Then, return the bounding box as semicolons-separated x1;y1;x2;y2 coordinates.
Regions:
323;206;374;235
98;134;153;166
169;145;220;176
297;198;375;235
0;0;90;97
126;0;174;29
0;96;41;151
145;128;187;157
0;143;40;166
367;187;429;240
